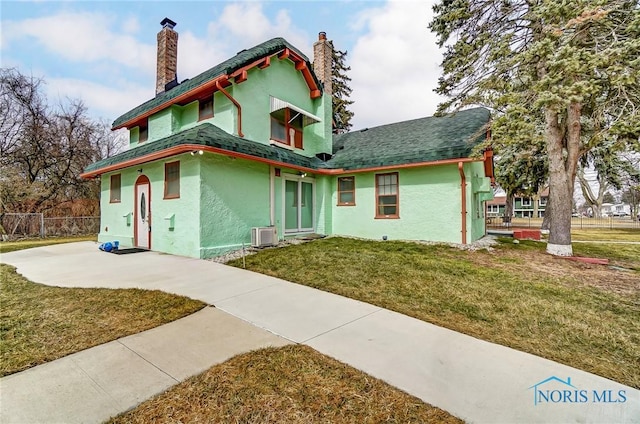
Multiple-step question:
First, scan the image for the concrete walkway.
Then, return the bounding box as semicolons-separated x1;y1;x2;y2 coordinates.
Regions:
1;242;638;423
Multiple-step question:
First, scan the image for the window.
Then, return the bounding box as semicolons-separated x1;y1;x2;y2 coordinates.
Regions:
337;177;355;205
375;172;399;218
271;108;303;149
521;197;531;207
198;98;214;121
164;161;180;199
539;197;547;206
110;174;121;203
138;124;148;143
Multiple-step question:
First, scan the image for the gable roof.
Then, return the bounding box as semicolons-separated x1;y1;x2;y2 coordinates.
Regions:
327;107;490;170
112;37;322;130
81;123;324;178
487;196;506;206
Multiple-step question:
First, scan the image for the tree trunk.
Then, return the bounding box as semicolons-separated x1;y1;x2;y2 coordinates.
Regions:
541;195;552;231
578;168;608;218
545;104;580;256
503;191;514;226
532;193;540;218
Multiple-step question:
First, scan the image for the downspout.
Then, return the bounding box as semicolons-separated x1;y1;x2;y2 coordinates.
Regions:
458;162;467;245
215;80;244;137
269;165;275;227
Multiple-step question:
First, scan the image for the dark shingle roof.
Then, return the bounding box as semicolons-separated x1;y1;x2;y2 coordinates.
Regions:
89;108;490;175
112;37;320;129
328;107;490;170
84;123;323;173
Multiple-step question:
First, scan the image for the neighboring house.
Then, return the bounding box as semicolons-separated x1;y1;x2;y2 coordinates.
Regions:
82;19;495;258
486;189;548;219
601;203;632;217
514;188;549;218
486;196;506;218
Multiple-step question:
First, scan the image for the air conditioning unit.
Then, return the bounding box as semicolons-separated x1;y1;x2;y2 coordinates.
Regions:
251;227;277;248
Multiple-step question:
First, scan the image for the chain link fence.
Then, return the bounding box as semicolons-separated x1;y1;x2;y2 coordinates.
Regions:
487;216;640;230
1;213;100;240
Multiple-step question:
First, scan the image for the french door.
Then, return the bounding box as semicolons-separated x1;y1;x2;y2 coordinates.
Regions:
283;177;314;233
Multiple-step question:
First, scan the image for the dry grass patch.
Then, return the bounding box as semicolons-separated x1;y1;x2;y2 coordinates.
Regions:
0;235;96;254
492;238;640;290
228;237;640;389
0;264;205;376
571;229;640;242
109;345;461;424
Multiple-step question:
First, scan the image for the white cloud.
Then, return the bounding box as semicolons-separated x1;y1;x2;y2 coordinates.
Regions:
348;0;446;129
6;1;431;131
121;16;141;34
2;11;155;74
46;77;152;123
177;2;311;83
177;30;226;81
20;2;313;124
207;3;310;56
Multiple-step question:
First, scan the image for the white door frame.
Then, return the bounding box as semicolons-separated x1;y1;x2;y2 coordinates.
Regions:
134;175;151;249
282;175;315;234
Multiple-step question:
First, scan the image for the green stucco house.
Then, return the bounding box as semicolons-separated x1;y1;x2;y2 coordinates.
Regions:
82;19;495;258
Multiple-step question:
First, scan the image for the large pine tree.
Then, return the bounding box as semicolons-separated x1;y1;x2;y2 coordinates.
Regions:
330;42;354;134
430;0;640;256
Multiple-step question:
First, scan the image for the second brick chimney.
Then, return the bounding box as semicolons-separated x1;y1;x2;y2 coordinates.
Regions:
156;18;178;95
313;32;332;96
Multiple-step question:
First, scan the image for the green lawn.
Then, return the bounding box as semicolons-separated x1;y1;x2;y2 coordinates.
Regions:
228;236;640;389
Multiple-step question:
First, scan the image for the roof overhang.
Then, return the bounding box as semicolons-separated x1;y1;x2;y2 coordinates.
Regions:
81;149;488;180
80;144;322;179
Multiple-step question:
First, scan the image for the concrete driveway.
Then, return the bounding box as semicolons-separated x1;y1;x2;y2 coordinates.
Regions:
1;241;639;423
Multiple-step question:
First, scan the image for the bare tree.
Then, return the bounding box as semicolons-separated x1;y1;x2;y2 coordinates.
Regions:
0;68;124;215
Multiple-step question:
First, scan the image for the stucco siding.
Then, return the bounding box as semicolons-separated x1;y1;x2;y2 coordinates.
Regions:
98;169;138;247
331;166;464;243
199;155;271;257
228;59;329;157
468;161;490;242
150;155;201;258
97;155;201;257
314;175;333;235
148;107;176;142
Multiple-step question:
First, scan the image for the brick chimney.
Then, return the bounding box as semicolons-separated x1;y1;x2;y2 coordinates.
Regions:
313;32;332;96
156;18;178;95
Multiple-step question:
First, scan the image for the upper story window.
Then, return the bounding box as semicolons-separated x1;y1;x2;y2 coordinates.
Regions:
138;124;148;143
269;97;321;150
539;197;547;206
164;161;180;199
271;108;303;149
110;174;121;203
199;98;214;121
337;176;355;206
375;172;399;219
521;197;531;207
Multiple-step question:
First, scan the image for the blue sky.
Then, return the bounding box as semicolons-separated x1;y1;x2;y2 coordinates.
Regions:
1;0;444;130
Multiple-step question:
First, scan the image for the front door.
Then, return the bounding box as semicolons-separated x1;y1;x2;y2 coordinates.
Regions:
134;175;151;249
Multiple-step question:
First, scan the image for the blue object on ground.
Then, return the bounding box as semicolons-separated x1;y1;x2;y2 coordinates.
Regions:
99;242;113;252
